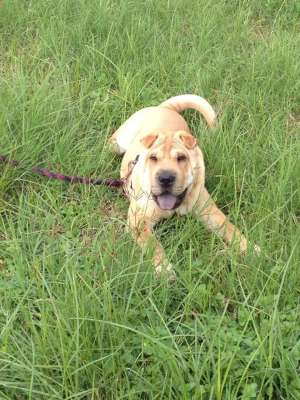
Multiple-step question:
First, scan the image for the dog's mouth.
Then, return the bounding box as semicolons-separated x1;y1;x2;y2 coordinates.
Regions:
152;189;188;210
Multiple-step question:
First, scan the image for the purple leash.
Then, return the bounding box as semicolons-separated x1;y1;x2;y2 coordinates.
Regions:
0;154;126;188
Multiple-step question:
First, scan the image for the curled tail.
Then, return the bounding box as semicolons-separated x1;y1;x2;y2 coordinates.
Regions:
159;94;216;128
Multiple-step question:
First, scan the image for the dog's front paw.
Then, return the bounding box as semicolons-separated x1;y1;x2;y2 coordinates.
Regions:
155;262;176;282
238;236;260;256
239;240;261;256
239;235;248;253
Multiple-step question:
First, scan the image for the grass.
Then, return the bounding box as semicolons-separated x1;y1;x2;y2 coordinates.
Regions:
0;0;300;398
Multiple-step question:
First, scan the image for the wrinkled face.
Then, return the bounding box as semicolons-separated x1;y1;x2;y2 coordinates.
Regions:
140;131;199;210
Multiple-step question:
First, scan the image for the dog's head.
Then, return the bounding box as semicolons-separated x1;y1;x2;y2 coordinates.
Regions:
139;130;203;210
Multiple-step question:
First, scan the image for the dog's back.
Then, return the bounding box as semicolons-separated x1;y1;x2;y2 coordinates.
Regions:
111;94;216;154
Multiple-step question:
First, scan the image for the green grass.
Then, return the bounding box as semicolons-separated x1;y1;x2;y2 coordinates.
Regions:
0;0;300;398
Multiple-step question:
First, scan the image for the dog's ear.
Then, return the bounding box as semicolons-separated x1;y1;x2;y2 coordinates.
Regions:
178;131;197;149
140;133;159;148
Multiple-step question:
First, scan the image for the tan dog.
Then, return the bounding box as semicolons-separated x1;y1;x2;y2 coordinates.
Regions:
109;94;259;279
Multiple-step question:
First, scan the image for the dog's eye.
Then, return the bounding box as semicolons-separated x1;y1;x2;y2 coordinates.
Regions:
149;155;158;162
177;154;187;162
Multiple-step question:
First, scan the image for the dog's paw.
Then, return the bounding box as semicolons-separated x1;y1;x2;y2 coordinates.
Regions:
107;136;125;155
239;241;261;256
238;236;260;256
155;262;176;282
238;236;248;254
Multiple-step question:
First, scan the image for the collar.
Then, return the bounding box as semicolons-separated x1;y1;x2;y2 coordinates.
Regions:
125;154;140;188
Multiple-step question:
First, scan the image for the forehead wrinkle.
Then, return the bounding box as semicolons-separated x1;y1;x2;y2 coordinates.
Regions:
162;136;174;156
150;135;165;150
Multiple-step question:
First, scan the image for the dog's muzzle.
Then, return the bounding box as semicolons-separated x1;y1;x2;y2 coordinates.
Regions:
157;170;176;188
152;188;188;210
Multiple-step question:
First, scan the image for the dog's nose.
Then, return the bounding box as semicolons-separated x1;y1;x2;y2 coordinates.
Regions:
157;171;176;187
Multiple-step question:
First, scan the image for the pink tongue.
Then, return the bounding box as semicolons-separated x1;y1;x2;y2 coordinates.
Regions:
157;194;177;210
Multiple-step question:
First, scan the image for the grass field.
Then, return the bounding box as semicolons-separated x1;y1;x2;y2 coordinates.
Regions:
0;0;300;398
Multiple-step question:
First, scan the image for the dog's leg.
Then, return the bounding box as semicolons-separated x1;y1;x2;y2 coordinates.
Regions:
108;114;142;155
108;127;126;155
194;187;256;253
127;206;176;280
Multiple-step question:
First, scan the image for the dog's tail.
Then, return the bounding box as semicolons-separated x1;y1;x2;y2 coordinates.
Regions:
159;94;216;128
